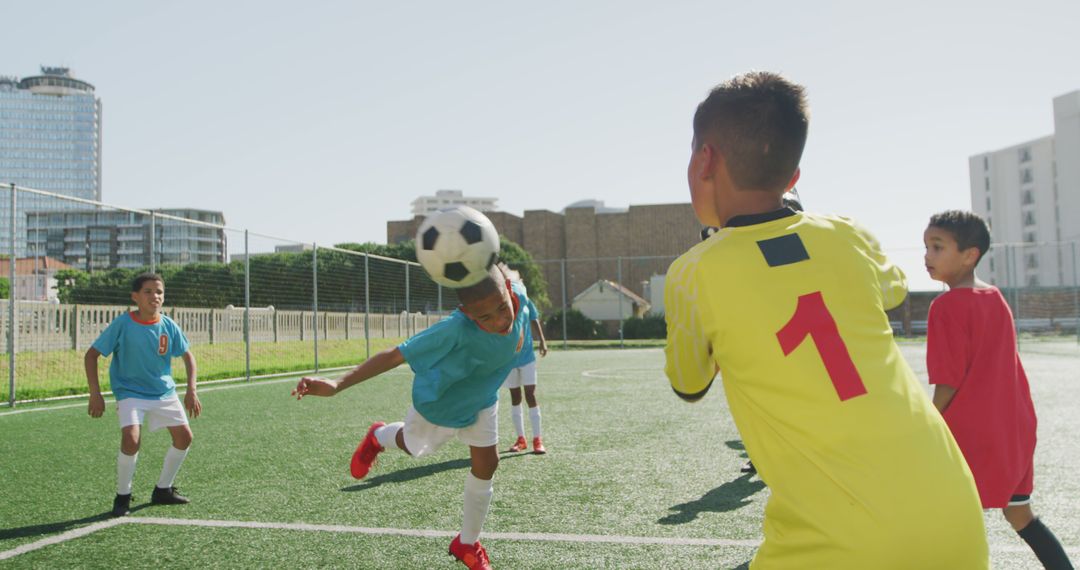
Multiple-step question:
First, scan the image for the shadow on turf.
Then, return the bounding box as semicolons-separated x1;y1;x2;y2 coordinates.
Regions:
724;439;750;459
341;454;530;491
0;503;162;541
657;473;766;525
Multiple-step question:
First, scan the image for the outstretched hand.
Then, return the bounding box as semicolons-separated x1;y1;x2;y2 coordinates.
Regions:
292;376;338;400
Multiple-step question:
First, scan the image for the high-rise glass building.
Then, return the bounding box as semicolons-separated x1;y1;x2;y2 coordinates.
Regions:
0;66;102;255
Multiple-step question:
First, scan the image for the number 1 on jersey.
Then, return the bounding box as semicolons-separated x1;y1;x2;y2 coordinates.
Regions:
776;291;867;401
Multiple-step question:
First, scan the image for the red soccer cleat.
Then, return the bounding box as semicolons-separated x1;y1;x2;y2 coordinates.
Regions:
507;436;527;453
350;421;385;479
449;534;492;570
532;437;546;455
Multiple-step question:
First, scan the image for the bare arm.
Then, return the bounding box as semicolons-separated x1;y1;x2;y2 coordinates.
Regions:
182;351;201;418
292;347;406;399
85;347;105;418
531;320;548;357
932;384;957;413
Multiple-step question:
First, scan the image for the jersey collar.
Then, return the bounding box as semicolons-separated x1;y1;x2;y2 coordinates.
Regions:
725;206;799;228
129;311;161;325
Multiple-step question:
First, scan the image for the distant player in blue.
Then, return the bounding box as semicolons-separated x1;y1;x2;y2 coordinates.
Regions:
293;264;531;570
85;272;201;518
501;274;549;455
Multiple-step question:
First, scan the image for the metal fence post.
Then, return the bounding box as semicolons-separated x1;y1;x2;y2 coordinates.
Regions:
438;283;442;314
405;261;411;336
312;243;319;373
364;253;371;360
561;258;568;348
617;256;624;348
244;229;251;381
8;183;16;406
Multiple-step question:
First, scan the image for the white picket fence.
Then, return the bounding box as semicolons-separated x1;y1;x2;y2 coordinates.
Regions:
0;301;442;353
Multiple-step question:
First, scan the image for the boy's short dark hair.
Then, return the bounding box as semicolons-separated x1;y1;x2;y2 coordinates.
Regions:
928;210;991;262
455;266;503;307
132;272;164;292
693;71;809;192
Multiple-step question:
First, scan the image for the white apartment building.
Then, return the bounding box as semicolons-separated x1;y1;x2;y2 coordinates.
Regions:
969;90;1080;287
410;189;497;217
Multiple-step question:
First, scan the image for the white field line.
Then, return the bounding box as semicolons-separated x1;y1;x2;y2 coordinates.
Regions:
0;518;124;561
3;516;1075;562
125;517;757;547
0;369;411;418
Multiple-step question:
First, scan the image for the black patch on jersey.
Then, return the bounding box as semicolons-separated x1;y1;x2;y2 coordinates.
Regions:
757;233;809;267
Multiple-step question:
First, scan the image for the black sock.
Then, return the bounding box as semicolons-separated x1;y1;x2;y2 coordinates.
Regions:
1017;517;1074;570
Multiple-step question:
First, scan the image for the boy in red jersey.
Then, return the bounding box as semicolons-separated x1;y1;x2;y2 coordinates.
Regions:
924;210;1073;570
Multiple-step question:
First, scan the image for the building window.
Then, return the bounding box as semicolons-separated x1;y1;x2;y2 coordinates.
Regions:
1023;211;1035;226
985;178;990;191
1026;254;1038;269
986;197;991;211
1028;275;1039;287
1020;168;1033;184
1024;232;1037;243
983;156;989;171
1022;190;1034;205
1019;147;1032;163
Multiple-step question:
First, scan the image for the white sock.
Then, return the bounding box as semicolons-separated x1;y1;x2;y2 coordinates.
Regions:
510;405;525;439
156;446;189;489
529;406;542;438
375;422;403;450
461;472;494;545
117;451;138;495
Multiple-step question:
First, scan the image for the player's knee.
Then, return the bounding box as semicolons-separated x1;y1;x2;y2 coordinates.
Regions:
172;427;193;450
1003;505;1035;531
121;435;140;454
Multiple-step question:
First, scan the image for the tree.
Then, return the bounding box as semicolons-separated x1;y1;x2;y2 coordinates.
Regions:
498;238;551;312
544;308;603;340
0;277;8;299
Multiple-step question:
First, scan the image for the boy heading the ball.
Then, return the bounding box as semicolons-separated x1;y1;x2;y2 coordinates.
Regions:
664;71;988;568
924;210;1073;569
293;264;532;570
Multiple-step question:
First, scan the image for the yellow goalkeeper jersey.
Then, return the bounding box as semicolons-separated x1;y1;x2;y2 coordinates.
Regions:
664;209;987;569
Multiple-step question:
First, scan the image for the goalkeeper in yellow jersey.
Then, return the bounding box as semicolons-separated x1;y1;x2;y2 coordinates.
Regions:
664;71;988;569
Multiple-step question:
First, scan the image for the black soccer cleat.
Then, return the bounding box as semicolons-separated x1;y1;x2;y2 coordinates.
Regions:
112;493;132;517
151;486;190;505
741;460;757;474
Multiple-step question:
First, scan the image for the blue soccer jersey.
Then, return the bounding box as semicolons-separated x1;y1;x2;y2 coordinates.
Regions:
91;312;191;401
399;282;530;428
512;281;540;368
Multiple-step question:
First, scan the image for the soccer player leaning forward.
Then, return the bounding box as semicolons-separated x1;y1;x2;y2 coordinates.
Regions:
663;72;988;569
293;264;531;570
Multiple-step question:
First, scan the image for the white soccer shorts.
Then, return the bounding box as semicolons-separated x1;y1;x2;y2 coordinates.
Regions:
402;403;498;458
117;395;188;432
502;361;537;389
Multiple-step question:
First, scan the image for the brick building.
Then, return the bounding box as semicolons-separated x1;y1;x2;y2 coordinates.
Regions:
388;203;701;306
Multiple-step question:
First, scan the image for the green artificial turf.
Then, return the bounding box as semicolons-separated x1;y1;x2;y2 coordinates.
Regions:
1;344;1077;569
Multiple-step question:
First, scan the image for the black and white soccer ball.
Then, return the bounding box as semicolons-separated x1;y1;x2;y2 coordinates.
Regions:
416;206;501;288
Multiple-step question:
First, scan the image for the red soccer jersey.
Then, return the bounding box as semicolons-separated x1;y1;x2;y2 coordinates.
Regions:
926;287;1038;508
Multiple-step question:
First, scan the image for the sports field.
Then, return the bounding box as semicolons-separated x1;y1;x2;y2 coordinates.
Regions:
1;343;1077;569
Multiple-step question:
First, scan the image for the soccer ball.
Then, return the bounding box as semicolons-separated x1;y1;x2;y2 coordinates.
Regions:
416;206;501;288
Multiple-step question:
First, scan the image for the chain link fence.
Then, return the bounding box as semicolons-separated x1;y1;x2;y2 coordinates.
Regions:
3;182;1078;405
2;184;448;405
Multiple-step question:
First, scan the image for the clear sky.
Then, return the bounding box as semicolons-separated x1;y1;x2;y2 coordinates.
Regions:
4;1;1077;290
